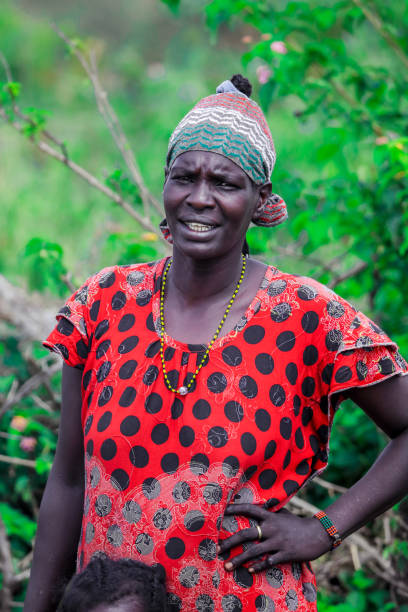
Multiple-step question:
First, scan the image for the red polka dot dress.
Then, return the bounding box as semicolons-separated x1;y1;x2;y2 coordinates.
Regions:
44;258;408;612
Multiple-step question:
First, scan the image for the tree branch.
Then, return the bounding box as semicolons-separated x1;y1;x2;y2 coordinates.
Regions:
0;514;14;612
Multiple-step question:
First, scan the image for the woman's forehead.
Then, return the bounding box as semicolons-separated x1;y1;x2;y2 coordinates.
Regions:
172;150;249;178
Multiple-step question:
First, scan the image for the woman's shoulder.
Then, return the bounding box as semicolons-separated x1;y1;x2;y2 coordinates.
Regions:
80;260;163;293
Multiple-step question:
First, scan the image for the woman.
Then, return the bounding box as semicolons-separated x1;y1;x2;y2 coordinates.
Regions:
25;75;408;611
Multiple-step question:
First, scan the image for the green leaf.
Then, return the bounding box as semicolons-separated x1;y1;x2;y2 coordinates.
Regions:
0;503;36;542
160;0;180;13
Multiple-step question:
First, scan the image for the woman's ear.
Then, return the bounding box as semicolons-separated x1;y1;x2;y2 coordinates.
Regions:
252;182;272;222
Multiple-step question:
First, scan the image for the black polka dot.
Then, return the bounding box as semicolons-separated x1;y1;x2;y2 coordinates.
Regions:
55;343;69;360
335;365;353;383
244;325;265;344
208;426;228;448
190;453;209;475
221;594;242;611
285;362;298;385
119;415;139;437
297;285;317;301
302;406;313;426
111;291;126;310
207;372;227;393
184;510;205;532
94;494;112;517
318;425;329;444
172;481;191;503
196;594;214;611
76;340;89;360
241;432;256;455
136;289;152;307
303;345;318;366
301;376;316;397
233;566;254;588
276;330;296;351
164;346;175;361
310;435;320;453
153;508;172;530
145;340;160;358
271;303;291;323
327;300;345;319
255;409;271;432
379;357;394;375
165;537;185;560
264;440;276;460
118;386;136;408
86;439;94;456
269;384;286;407
325;329;343;351
95;319;109;340
258;469;277;489
295;460;309;475
242;465;257;481
97;411;112;432
57;318;74;336
295;427;305;449
146;312;155;332
166;370;180;390
356;360;368;380
118;359;137;380
280;417;292;440
111;469;129;491
98;386;113;407
145;392;162;414
143;365;159;386
268;279;287;296
203;483;222;505
100;438;117;461
96;339;111;359
118;313;135;332
96;361;111;383
255;595;275;611
283;480;299;496
161;453;179;474
151;423;170;445
171;398;183;419
179;426;195;447
118;336;139;354
222;455;240;478
283;449;291;469
293;394;301;416
198;538;217;562
255;353;274;375
239;375;258;399
129;446;149;468
222;345;243;366
90;300;100;321
321;363;334;384
192;399;211;420
301;311;319;333
99;271;115;289
224;401;244;422
84;415;93;436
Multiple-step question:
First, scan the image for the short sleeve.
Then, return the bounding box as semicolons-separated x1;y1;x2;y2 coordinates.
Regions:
43;273;101;368
320;309;408;410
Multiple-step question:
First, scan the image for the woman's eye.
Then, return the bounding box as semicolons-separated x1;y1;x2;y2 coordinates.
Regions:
218;181;236;189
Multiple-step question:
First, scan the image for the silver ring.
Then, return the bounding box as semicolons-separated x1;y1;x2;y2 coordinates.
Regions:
255;523;263;540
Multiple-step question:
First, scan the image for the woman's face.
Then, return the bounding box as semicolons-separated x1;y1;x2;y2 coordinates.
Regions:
163;150;269;260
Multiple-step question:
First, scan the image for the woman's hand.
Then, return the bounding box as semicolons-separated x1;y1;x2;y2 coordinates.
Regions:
218;504;332;573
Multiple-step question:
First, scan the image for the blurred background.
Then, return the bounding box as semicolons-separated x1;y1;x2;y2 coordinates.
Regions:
0;0;407;609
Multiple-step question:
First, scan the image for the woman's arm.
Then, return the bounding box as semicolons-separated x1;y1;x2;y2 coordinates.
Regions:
219;374;408;571
24;364;84;611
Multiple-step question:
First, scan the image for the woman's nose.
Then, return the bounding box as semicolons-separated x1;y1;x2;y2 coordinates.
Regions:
186;180;215;208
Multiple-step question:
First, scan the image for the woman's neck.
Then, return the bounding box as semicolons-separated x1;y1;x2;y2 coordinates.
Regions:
168;247;245;303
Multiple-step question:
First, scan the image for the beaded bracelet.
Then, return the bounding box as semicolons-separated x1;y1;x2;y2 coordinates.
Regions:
313;510;342;549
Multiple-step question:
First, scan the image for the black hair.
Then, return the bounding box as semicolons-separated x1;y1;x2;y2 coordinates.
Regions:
230;74;252;97
57;557;168;612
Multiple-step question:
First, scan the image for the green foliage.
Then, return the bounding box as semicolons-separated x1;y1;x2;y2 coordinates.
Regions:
318;569;399;611
22;237;69;296
160;0;181;12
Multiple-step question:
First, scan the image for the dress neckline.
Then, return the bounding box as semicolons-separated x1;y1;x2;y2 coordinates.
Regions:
151;257;276;352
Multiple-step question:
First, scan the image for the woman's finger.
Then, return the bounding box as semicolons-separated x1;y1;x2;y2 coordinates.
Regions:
249;552;286;573
218;526;260;552
224;503;270;521
224;541;274;571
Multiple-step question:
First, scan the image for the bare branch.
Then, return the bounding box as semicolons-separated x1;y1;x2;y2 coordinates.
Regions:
0;453;37;469
350;0;408;71
50;23;163;217
328;261;368;289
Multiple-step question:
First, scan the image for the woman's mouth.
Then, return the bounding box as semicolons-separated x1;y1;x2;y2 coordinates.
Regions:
184;222;216;233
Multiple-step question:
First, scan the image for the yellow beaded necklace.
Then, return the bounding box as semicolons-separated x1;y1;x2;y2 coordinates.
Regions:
159;256;247;395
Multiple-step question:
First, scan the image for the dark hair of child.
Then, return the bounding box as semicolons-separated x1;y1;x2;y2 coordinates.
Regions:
57;557;169;612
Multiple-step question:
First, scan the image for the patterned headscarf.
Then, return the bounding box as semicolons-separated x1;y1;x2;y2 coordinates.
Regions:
161;78;288;241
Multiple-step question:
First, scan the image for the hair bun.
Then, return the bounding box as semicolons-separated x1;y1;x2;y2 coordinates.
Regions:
230;74;252;97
